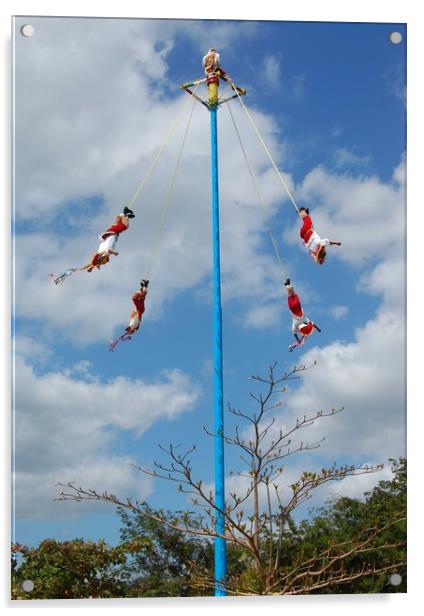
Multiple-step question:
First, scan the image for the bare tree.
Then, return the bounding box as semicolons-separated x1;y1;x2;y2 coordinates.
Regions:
57;363;405;595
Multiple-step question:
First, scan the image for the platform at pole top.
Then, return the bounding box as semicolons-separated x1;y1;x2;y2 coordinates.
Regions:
180;74;247;110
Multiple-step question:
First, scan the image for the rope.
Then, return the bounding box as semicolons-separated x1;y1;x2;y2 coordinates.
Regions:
230;82;302;218
144;91;198;279
125;86;200;211
227;102;286;276
217;79;231;105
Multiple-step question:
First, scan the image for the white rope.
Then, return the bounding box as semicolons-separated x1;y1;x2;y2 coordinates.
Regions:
231;82;301;217
145;92;198;279
227;102;287;276
126;86;200;211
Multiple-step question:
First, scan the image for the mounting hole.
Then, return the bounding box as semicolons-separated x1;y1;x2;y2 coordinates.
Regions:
389;32;402;44
389;573;402;586
22;579;35;592
20;24;34;37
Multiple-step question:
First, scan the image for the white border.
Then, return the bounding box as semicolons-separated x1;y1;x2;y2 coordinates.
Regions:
2;1;420;614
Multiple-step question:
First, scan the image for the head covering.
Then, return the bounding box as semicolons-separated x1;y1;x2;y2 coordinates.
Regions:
203;48;220;66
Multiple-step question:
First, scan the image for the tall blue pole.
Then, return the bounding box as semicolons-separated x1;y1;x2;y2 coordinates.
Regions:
210;104;227;596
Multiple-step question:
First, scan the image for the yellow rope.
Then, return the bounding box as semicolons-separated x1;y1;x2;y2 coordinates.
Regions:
145;91;198;279
227;102;287;276
231;82;301;218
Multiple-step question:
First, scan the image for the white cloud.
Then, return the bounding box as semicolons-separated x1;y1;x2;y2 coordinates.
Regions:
359;255;405;312
177;20;259;57
332;147;371;169
330;305;348;320
244;301;283;330
290;74;306;101
393;156;406;187
331;124;344;138
262;54;281;86
13;335;53;363
17;456;154;521
260;54;305;100
15;20;173;218
325;463;394;501
13;19;261;221
13;340;201;518
383;61;406;104
285;306;405;462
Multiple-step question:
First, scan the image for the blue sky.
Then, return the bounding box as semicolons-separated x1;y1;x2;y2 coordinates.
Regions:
12;16;406;549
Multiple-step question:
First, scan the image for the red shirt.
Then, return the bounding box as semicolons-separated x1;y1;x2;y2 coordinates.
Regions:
132;292;146;317
102;222;128;239
288;293;303;318
300;215;314;243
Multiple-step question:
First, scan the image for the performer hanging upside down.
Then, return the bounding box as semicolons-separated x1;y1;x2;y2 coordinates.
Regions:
202;48;246;94
284;278;321;351
126;280;149;336
50;206;136;285
299;207;341;264
84;207;135;273
109;280;149;351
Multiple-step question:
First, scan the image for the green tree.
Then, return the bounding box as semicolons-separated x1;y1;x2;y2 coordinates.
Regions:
281;457;406;594
11;539;127;599
117;504;247;597
117;504;212;596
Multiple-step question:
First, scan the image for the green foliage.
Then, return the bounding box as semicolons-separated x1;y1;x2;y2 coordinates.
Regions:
118;504;250;597
273;457;406;594
117;504;213;597
11;538;127;599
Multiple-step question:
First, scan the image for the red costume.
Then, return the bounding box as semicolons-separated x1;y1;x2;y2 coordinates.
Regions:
131;291;146;320
287;293;303;318
288;293;314;336
101;221;128;239
124;290;147;335
298;321;314;336
299;211;341;264
285;279;321;351
109;285;148;351
202;49;228;84
299;215;314;244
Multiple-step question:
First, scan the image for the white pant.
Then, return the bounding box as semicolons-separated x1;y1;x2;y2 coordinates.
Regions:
292;314;310;334
128;311;140;331
305;231;329;257
97;233;118;255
